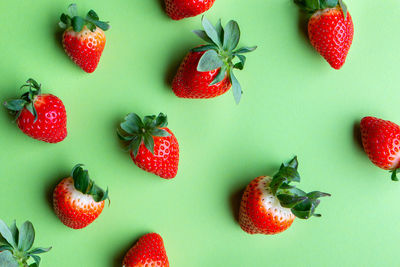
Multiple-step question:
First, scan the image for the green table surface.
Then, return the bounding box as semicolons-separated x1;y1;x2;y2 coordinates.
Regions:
1;0;400;266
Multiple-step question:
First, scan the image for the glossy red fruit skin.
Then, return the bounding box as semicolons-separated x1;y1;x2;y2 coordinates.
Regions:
130;128;179;179
239;176;295;235
172;50;231;99
360;117;400;170
123;233;169;267
308;7;354;70
62;26;106;73
17;94;67;143
164;0;215;20
53;177;105;229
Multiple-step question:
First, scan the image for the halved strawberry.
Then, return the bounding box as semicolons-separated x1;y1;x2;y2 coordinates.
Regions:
172;16;257;104
239;157;330;235
4;78;67;143
117;113;179;179
294;0;354;69
123;233;169;267
59;4;110;73
53;164;109;229
165;0;215;20
360;116;400;181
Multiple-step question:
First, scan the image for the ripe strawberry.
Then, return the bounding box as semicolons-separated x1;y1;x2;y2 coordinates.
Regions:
360;116;400;181
0;219;51;266
59;4;110;73
294;0;354;69
165;0;215;20
53;164;109;229
239;157;330;235
123;233;169;267
118;113;179;179
4;78;67;143
172;16;257;104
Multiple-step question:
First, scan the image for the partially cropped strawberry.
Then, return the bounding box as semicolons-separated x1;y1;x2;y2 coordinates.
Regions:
172;17;257;104
53;164;109;229
59;4;110;73
123;233;169;267
294;0;354;69
165;0;215;20
118;113;179;179
4;78;67;143
360;116;400;181
0;219;51;267
239;157;330;235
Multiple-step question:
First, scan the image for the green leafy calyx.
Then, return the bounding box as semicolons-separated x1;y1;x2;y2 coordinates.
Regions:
59;3;110;32
71;164;109;202
0;219;51;267
117;113;171;157
294;0;348;19
3;78;42;122
192;16;257;104
269;156;331;219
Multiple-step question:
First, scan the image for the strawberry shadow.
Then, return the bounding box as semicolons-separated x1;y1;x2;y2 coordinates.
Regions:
157;0;165;12
353;121;363;151
164;52;185;90
229;186;245;223
44;168;69;213
112;232;148;267
297;12;315;52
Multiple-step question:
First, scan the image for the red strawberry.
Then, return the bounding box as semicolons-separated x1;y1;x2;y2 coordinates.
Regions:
360;116;400;181
239;157;330;235
294;0;354;69
53;164;109;229
4;78;67;143
165;0;215;20
59;4;110;73
123;233;169;267
118;113;179;179
172;17;257;104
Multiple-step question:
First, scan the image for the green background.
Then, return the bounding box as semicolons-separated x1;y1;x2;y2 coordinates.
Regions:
1;0;399;266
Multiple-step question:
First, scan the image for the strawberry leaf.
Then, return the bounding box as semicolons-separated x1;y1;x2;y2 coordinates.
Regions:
0;219;16;247
201;16;222;47
143;135;154;154
192;45;218;53
68;3;78;17
18;221;35;252
197;50;224;72
230;71;242;104
71;16;85;32
192;30;213;43
0;251;18;267
223;20;240;52
234;46;257;54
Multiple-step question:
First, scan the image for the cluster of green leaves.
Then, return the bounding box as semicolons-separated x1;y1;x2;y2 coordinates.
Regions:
71;164;109;203
3;78;42;122
192;16;257;104
117;113;171;157
294;0;348;19
0;219;51;267
269;157;331;219
59;3;110;32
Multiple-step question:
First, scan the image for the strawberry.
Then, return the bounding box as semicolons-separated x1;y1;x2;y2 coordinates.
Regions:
4;78;67;143
53;164;109;229
294;0;354;69
123;233;169;267
59;4;110;73
0;219;51;267
360;116;400;181
165;0;215;20
172;17;257;104
118;113;179;179
239;157;330;235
